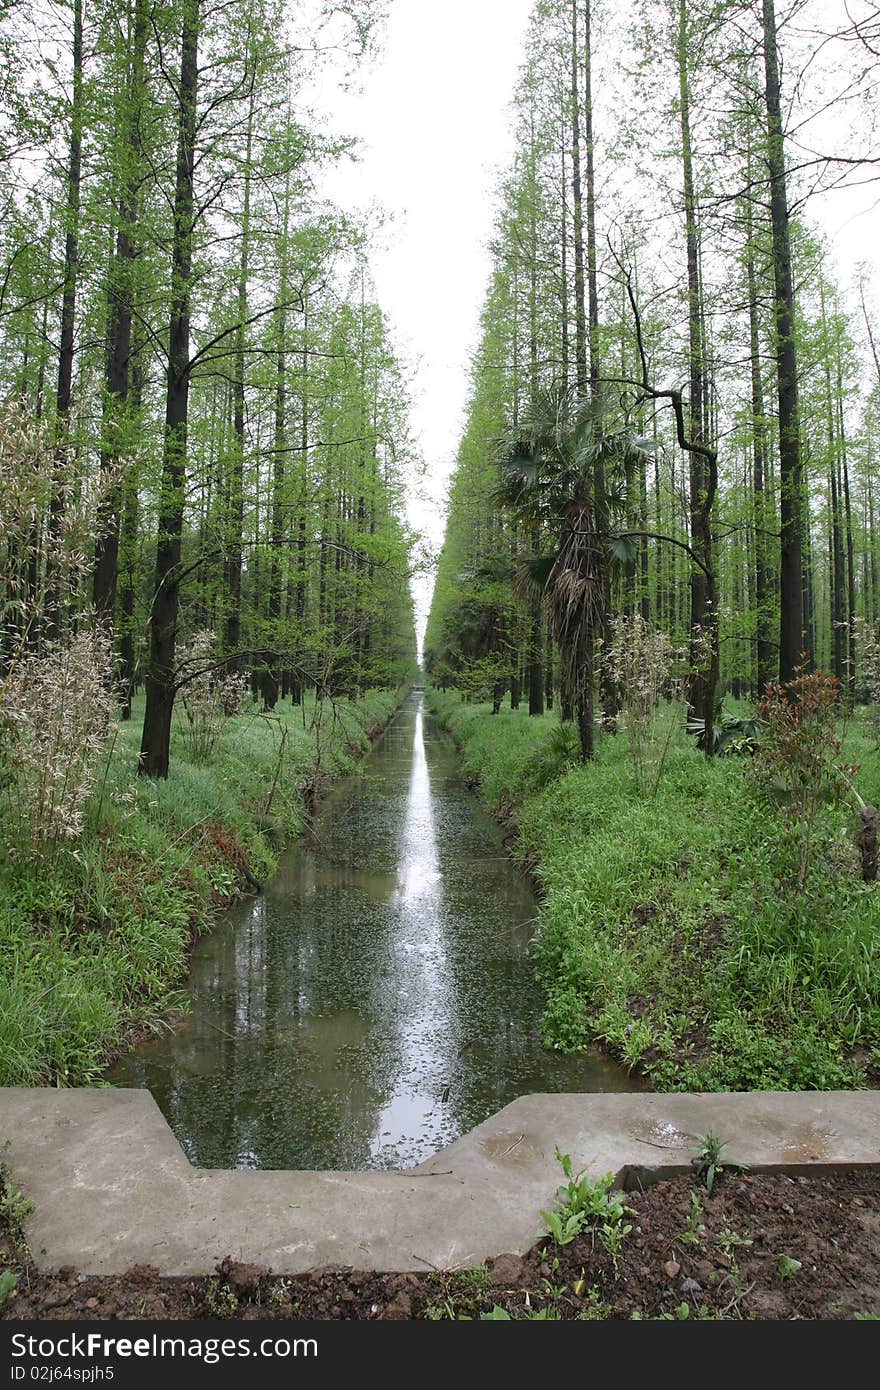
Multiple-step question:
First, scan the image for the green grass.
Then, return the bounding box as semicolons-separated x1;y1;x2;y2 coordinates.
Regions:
428;689;880;1092
0;688;401;1087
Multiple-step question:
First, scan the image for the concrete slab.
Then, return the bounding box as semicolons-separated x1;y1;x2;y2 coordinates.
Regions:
1;1088;878;1276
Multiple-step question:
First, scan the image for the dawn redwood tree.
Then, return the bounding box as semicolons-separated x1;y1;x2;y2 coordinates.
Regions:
675;0;715;741
139;0;199;779
92;0;149;632
742;111;775;695
762;0;803;682
261;119;295;712
45;0;84;642
137;0;390;777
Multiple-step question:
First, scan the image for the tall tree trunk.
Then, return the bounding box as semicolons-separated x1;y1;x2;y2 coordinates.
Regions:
802;444;815;664
526;109;544;716
570;1;587;396
748;303;774;694
838;388;856;702
678;0;715;753
763;0;803;681
264;145;294;712
583;1;599;395
830;455;845;679
639;445;650;620
93;0;148;632
820;285;845;680
581;0;615;728
291;301;310;706
45;0;84;642
744;121;775;695
863;288;880;631
118;360;143;720
223;79;255;666
869;479;878;627
25;224;53;633
568;1;595;748
559;125;569;395
139;0;199;778
545;622;554;711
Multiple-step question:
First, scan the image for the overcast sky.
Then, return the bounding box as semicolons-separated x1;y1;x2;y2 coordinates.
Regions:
308;0;880;647
312;0;535;637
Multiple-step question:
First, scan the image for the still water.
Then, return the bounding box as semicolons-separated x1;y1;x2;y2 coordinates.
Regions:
108;694;634;1169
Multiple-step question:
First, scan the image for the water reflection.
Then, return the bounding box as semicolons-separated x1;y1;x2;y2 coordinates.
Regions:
107;694;637;1169
368;703;459;1164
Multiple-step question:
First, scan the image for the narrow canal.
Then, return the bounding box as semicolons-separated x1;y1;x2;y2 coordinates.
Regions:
108;694;635;1169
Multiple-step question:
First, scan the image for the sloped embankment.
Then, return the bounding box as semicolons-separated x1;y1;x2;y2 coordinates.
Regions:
0;690;403;1089
427;690;880;1092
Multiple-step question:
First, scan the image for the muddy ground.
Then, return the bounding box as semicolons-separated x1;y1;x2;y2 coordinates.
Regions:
2;1168;878;1321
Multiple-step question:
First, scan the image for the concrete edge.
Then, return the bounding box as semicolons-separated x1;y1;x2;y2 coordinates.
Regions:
1;1087;878;1275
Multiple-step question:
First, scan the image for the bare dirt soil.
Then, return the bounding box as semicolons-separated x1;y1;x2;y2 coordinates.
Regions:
2;1169;878;1321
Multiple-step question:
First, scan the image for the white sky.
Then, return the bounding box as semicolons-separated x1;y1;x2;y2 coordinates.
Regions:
311;0;535;642
306;0;880;651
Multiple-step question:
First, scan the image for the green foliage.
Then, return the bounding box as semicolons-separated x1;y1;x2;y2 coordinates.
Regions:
539;1148;633;1264
0;1270;17;1308
480;1303;561;1321
528;721;581;792
493;387;654;760
0;1163;33;1258
176;633;249;765
606;612;686;794
0;628;117;862
776;1254;802;1281
687;714;761;757
423;1265;491;1321
690;1130;743;1195
428;691;561;807
751;664;859;892
678;1191;707;1249
717;1225;753;1260
204;1278;239;1317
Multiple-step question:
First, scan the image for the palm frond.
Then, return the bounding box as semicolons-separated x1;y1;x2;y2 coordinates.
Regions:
607;535;638;570
511;551;556;603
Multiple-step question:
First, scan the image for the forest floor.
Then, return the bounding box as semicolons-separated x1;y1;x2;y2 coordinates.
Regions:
1;1167;878;1321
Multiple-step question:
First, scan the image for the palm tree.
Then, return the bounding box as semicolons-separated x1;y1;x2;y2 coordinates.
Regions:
497;385;652;760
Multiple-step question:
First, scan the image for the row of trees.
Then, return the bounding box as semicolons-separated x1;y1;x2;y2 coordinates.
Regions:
0;0;416;779
426;0;880;756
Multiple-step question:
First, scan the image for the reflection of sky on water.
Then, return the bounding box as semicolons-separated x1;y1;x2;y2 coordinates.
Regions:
369;703;459;1165
107;695;636;1170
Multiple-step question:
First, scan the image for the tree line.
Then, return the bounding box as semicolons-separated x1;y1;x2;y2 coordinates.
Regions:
426;0;880;757
0;0;416;780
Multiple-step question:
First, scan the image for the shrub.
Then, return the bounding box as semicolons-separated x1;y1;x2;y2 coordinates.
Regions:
750;662;857;892
0;628;117;859
175;631;249;764
0;405;115;669
605;612;684;794
528;721;581;792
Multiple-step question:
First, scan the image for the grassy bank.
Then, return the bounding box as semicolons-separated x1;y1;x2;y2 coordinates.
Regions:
428;690;880;1091
0;689;402;1088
